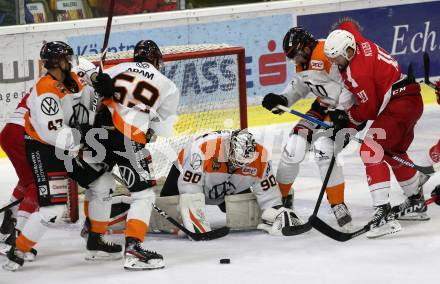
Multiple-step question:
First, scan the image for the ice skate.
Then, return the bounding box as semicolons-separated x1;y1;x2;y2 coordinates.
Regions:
2;247;24;271
331;203;352;228
86;231;122;261
366;203;401;239
396;190;430;221
124;237;164;271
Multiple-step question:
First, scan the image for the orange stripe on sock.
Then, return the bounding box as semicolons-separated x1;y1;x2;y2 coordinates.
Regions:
84;200;89;218
90;219;109;234
278;183;293;197
125;219;148;242
16;233;36;253
326;183;345;205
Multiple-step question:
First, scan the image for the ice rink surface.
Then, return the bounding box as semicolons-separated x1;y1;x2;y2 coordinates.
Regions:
1;105;440;284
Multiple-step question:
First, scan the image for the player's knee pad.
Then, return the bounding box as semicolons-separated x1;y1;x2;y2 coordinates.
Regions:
149;195;180;233
86;172;115;200
180;193;211;234
225;193;261;230
127;189;155;225
280;134;309;164
38;204;66;225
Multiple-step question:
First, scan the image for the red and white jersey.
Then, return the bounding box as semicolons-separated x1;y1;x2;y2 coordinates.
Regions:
175;131;282;210
103;62;180;144
24;72;95;151
281;40;354;110
7;93;30;127
338;22;403;125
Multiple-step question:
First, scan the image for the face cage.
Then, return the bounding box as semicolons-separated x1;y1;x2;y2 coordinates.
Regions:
229;144;257;168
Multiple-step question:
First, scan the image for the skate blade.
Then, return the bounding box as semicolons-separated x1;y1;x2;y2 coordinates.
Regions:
366;221;402;239
24;252;36;262
85;251;123;261
398;213;430;221
124;257;165;271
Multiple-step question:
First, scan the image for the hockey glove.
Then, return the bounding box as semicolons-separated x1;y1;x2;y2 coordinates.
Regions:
328;109;349;133
92;73;114;98
435;80;440;105
262;93;288;114
431;185;440;206
257;207;303;236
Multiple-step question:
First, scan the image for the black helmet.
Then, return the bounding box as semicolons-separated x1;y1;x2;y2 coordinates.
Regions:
40;41;74;69
133;40;163;68
282;27;316;59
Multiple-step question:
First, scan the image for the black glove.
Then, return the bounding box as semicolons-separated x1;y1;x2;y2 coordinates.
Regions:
431;185;440;206
262;93;288;114
92;72;114;98
328;109;349;133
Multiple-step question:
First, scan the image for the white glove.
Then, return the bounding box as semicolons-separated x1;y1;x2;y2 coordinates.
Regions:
257;207;303;236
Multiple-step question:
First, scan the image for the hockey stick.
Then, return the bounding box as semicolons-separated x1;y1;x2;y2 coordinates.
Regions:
275;105;440;175
0;198;23;214
282;155;336;236
109;171;229;241
421;52;437;90
309;195;438;242
99;0;115;71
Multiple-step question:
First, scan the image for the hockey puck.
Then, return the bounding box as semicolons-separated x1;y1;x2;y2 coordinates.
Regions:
220;258;230;264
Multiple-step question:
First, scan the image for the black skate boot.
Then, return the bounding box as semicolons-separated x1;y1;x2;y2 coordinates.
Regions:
396;190;430;221
0;209;16;242
2;246;25;271
331;203;352;228
124;237;164;271
86;231;122;261
366;203;401;239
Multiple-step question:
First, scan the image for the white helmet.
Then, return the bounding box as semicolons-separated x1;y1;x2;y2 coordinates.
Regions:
229;129;257;168
324;29;356;60
72;57;98;85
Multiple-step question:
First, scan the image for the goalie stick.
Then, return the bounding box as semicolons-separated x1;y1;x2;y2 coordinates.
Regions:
109;171;230;241
282;156;336;236
275;105;440;175
309;195;438;242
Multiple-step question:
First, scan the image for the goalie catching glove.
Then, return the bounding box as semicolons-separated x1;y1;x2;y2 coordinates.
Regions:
257;206;303;236
262;93;288;114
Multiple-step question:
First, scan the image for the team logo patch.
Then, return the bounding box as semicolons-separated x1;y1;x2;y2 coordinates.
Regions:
41;97;59;115
119;166;136;189
310;60;324;70
190;153;202;170
242;166;257;176
136;62;150;69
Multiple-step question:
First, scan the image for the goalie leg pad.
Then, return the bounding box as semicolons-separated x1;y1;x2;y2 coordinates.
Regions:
180;193;211;234
225;193;261;230
149;195;180;233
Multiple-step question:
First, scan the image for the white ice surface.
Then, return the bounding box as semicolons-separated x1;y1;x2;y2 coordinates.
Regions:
1;106;440;284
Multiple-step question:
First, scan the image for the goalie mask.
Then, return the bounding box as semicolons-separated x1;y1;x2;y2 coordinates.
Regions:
40;41;77;70
229;130;257;168
283;27;317;64
133;39;163;69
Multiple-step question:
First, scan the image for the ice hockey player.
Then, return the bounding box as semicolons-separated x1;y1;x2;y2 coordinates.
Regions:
0;56;101;261
3;41;122;271
324;22;427;238
261;27;356;229
91;39;179;270
159;129;303;236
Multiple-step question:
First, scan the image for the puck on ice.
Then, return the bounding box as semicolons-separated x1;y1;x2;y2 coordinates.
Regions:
219;258;230;264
